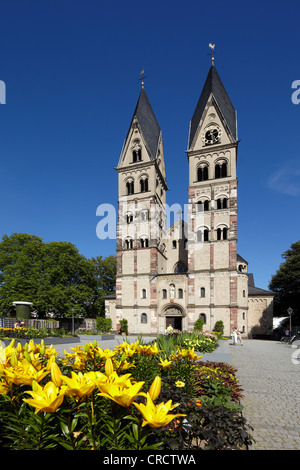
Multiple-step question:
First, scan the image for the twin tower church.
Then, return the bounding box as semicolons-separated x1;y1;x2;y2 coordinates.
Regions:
104;60;274;338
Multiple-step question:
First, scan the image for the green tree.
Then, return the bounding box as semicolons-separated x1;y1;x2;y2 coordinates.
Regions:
90;255;116;314
0;234;99;318
269;241;300;324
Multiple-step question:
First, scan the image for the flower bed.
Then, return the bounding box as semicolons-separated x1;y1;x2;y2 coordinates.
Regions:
0;326;72;339
0;337;253;450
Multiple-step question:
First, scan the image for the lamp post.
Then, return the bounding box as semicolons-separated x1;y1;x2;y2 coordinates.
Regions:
287;307;293;336
71;308;75;335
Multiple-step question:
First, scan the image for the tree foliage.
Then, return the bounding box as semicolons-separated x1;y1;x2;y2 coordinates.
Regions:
0;233;116;319
269;241;300;323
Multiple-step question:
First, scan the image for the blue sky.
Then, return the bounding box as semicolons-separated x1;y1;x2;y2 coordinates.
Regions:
0;0;299;290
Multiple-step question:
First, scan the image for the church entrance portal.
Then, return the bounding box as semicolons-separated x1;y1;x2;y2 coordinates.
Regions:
166;316;182;331
165;305;184;331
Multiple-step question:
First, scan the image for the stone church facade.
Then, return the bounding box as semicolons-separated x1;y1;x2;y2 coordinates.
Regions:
104;64;273;337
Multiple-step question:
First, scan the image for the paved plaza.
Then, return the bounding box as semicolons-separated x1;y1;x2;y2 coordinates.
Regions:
230;339;300;450
54;335;300;450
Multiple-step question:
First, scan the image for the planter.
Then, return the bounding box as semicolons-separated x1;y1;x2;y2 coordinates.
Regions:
78;334;115;341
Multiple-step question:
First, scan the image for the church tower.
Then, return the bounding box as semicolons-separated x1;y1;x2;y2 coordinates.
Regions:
186;61;248;334
115;85;168;333
104;55;273;338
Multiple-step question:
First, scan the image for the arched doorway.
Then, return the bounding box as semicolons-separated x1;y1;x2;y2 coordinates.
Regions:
164;305;184;331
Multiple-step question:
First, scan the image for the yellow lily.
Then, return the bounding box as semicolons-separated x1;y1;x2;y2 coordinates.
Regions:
133;393;186;428
60;371;96;400
97;377;145;408
23;380;66;414
113;358;135;373
158;357;172;369
0;361;49;387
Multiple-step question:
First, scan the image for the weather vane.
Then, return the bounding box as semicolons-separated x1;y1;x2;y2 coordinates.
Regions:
208;43;216;65
139;69;147;88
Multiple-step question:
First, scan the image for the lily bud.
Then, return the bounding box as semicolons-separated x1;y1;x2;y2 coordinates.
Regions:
51;361;62;387
105;358;114;376
10;350;18;367
149;376;161;401
24;351;32;363
40;339;45;356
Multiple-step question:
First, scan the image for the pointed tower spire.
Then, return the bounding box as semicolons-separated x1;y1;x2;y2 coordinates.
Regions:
188;65;237;149
125;87;161;161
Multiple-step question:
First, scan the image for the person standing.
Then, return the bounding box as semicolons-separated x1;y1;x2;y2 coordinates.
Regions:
237;327;243;345
232;328;238;345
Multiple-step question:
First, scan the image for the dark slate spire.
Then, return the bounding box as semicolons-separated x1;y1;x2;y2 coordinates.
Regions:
188;65;237;149
129;88;161;160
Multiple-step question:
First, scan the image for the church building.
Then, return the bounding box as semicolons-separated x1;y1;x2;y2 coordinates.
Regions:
104;60;274;337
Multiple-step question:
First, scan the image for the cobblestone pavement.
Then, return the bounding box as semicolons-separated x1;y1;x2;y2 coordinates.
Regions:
230;340;300;450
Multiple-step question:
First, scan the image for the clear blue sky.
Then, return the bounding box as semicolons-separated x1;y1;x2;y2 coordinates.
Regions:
0;0;299;290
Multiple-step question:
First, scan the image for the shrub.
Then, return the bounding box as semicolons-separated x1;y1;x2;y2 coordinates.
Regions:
213;320;224;338
119;319;128;335
96;317;112;333
193;318;204;332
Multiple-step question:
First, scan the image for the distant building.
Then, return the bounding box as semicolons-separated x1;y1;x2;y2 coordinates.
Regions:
104;63;273;337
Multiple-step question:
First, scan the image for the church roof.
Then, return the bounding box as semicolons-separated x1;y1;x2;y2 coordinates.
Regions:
248;273;274;297
188;65;237;148
128;88;161;160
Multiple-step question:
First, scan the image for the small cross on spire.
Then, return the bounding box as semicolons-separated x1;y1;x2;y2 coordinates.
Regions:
208;43;216;65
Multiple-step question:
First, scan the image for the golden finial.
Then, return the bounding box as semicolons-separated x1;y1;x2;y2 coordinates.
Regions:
139;69;146;88
208;43;216;65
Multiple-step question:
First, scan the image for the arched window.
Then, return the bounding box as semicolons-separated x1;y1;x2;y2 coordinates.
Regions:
141;289;147;299
140;177;148;193
174;261;188;273
125;238;133;249
197;200;210;212
216;227;228;241
216;198;228;209
199;313;207;324
162;289;167;299
197;165;209;182
126;180;134;195
141;313;147;324
200;287;205;298
140;209;149;221
126;212;133;224
140;237;149;248
197;228;209;243
178;288;183;299
215;161;228;179
132;148;142;162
